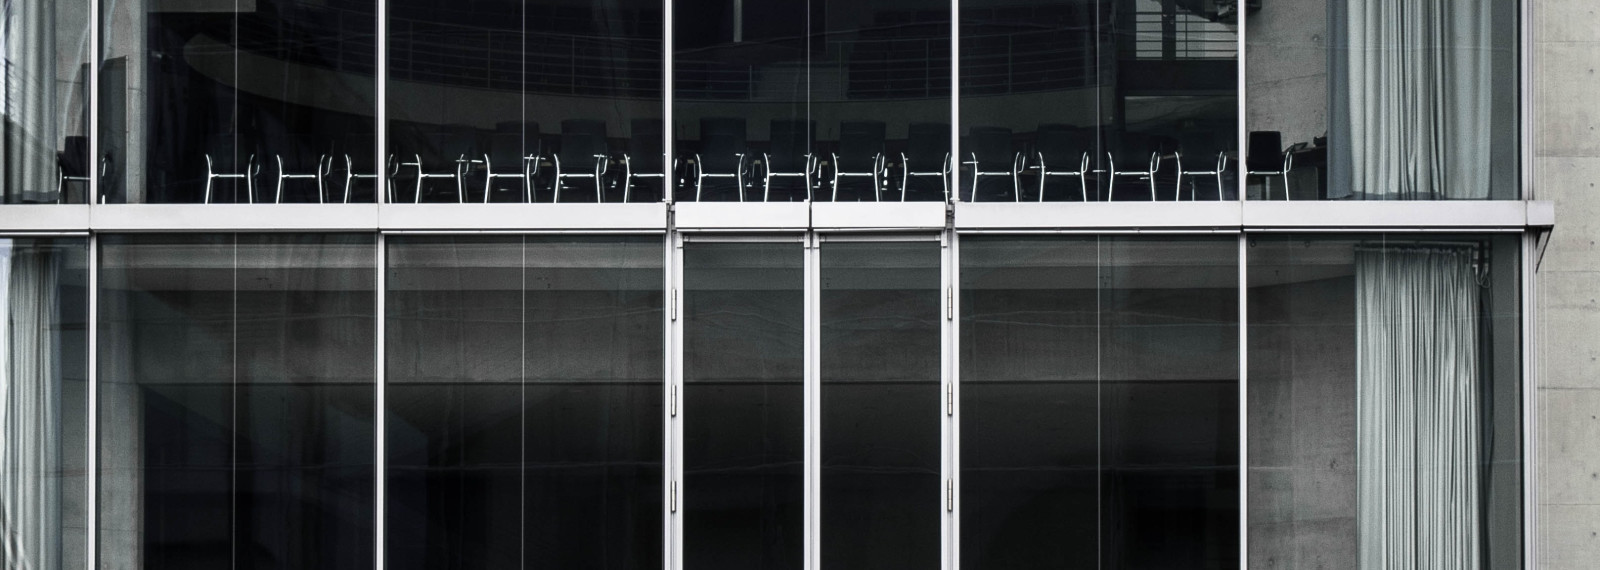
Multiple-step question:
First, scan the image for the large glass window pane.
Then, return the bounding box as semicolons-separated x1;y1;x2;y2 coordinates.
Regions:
960;236;1238;568
819;240;942;567
1247;234;1522;567
385;235;663;569
0;238;89;569
682;241;804;569
1245;0;1518;200
961;0;1238;202
2;2;92;203
387;0;663;204
99;0;378;203
673;0;951;202
97;234;376;568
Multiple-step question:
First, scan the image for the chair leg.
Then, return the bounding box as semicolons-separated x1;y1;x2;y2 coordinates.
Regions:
1283;173;1292;201
1148;174;1156;201
1078;175;1087;202
205;176;214;204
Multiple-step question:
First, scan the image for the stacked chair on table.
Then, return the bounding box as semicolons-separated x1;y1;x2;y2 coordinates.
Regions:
1029;125;1092;201
965;126;1021;201
553;119;609;203
480;122;539;203
831;120;886;201
623;118;667;203
694;117;748;201
764;119;816;202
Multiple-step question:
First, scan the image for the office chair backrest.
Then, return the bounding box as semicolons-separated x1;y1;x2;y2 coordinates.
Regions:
1247;131;1284;172
1109;132;1156;168
485;132;527;167
967;126;1014;168
629;118;664;171
1034;125;1091;165
207;135;249;171
904;122;948;171
837;121;887;171
699;117;746;171
769;119;814;172
559;119;609;165
342;134;377;170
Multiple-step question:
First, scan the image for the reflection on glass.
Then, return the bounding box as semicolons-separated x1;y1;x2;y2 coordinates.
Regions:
673;0;950;202
961;0;1238;202
1246;0;1518;200
97;234;376;568
99;0;378;203
961;236;1238;568
0;238;88;569
820;240;942;568
683;241;804;569
1246;234;1522;568
385;236;663;569
387;0;663;204
2;3;92;203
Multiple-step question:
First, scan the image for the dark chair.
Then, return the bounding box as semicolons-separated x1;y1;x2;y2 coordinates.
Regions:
1030;125;1092;201
340;134;393;203
204;135;261;203
901;122;950;202
56;136;91;204
1176;137;1228;201
274;139;332;203
695;117;748;201
964;126;1021;201
764;119;816;202
554;119;609;203
1106;133;1160;201
623;118;666;203
1246;131;1292;200
403;128;479;203
832;120;886;201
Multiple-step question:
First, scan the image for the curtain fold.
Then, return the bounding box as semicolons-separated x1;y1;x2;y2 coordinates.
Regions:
0;241;63;570
1356;246;1481;569
1332;0;1492;200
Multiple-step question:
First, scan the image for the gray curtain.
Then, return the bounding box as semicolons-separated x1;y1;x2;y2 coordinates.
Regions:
0;242;63;570
1330;0;1492;200
1355;246;1481;569
1;0;63;203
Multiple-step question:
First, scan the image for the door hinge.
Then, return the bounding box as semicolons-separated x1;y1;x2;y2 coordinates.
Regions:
946;479;954;512
946;286;953;320
946;382;953;416
671;288;678;321
671;481;678;513
671;384;678;417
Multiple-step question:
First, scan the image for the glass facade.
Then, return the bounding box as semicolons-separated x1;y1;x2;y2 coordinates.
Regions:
1246;234;1523;567
0;0;1508;206
97;234;377;567
0;0;1543;568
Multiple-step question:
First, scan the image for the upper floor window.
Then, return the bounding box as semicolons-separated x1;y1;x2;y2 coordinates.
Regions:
3;0;92;203
1245;0;1520;200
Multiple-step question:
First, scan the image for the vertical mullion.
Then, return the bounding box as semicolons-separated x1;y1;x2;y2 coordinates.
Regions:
1522;231;1535;569
86;234;100;570
950;0;959;204
377;0;389;205
945;229;960;570
1236;2;1247;203
374;233;387;570
1237;233;1249;568
804;233;822;570
668;231;684;570
89;0;100;204
662;0;674;205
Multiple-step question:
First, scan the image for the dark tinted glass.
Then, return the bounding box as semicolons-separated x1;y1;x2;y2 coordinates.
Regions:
3;4;92;203
99;0;378;203
673;0;951;202
960;236;1238;568
1246;0;1518;200
961;0;1238;202
1247;234;1522;567
387;0;664;204
0;238;89;569
820;240;942;568
385;236;664;569
97;234;376;568
682;241;805;569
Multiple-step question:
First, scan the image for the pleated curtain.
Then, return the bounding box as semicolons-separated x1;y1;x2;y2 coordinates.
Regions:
0;242;63;570
1333;0;1492;200
1;0;62;204
1355;246;1481;569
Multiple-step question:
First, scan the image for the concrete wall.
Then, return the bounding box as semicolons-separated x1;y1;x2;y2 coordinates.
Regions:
1534;0;1600;567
